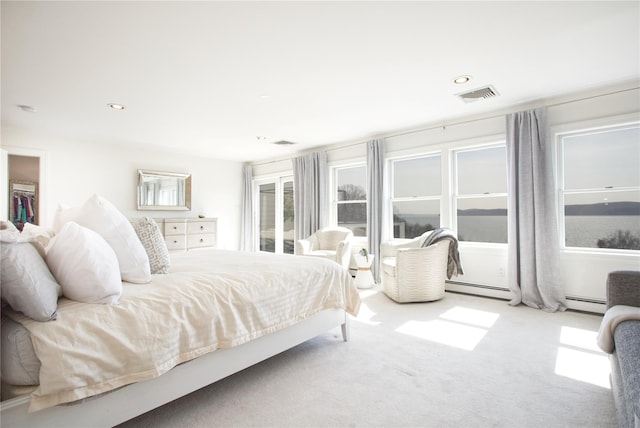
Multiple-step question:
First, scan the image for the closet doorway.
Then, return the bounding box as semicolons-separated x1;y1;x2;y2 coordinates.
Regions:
7;154;40;230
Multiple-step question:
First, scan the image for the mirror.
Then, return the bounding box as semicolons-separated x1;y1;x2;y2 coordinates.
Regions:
137;170;191;211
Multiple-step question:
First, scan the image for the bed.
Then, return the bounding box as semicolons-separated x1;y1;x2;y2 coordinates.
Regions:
0;198;361;427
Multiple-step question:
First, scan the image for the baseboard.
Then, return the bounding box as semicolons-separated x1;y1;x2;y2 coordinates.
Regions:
445;281;606;315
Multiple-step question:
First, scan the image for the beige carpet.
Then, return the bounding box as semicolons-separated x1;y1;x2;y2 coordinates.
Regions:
119;288;616;428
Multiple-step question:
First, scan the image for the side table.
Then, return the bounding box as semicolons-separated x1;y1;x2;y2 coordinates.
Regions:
354;254;375;289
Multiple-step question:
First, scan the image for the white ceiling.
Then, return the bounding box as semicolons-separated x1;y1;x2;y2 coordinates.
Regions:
2;1;639;162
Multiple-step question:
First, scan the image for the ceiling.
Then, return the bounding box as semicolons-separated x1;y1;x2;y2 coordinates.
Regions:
2;1;639;162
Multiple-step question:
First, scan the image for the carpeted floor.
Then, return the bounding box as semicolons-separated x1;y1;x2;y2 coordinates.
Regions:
119;288;616;428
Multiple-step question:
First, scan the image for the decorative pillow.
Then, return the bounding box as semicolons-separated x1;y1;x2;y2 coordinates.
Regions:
130;217;170;274
0;242;60;321
46;221;122;304
52;194;151;284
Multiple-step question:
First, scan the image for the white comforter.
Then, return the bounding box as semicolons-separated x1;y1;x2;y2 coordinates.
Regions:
6;249;360;412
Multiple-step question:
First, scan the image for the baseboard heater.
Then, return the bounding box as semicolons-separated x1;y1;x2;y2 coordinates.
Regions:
445;281;606;314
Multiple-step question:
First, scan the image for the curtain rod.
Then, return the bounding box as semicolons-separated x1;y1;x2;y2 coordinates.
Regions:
252;85;639;165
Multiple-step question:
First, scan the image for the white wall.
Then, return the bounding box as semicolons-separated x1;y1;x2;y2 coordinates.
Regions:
251;81;640;311
1;126;243;250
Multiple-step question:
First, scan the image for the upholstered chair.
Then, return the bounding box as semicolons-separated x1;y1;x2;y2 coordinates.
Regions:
295;227;353;269
381;231;450;303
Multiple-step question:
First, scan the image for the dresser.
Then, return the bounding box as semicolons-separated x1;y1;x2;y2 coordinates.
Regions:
156;218;217;251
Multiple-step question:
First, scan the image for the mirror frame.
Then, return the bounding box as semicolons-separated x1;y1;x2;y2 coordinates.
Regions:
137;169;192;211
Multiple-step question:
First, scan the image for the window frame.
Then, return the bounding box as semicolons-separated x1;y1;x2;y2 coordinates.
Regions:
452;142;508;246
389;152;442;239
555;117;640;253
331;162;368;237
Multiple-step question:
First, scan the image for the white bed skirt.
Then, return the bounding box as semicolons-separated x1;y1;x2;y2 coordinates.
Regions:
0;308;349;428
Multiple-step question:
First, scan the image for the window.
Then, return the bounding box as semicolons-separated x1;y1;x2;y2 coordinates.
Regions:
560;124;640;250
335;165;367;236
258;177;295;253
454;145;507;244
391;155;441;239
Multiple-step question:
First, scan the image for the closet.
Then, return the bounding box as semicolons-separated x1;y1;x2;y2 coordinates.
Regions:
7;155;39;231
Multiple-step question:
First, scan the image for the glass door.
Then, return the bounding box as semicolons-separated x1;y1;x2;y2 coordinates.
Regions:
257;176;294;254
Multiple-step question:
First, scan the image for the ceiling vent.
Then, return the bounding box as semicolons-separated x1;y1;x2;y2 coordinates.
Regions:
456;85;499;103
272;140;296;146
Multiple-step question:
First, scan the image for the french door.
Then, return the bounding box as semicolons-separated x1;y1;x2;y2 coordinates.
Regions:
257;176;294;254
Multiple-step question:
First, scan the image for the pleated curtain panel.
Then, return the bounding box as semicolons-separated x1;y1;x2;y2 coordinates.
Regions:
367;138;386;283
506;108;567;312
292;151;329;243
240;164;254;252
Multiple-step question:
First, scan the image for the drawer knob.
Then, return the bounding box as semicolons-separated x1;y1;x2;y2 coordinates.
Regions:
200;238;204;243
200;225;204;230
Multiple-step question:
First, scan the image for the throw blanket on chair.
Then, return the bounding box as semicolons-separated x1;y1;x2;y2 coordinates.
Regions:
597;305;640;353
421;228;464;279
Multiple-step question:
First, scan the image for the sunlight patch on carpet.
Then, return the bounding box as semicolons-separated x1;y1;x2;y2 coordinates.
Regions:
395;320;488;350
354;302;381;325
554;326;610;389
439;306;500;328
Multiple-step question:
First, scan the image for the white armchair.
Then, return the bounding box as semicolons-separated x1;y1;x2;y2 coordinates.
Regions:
295;227;353;269
381;231;450;303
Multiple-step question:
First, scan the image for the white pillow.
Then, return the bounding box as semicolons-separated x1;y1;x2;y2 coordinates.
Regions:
53;194;151;284
46;221;122;304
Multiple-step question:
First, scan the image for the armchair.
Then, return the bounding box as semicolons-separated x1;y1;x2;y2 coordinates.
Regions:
295;227;353;269
381;231;450;303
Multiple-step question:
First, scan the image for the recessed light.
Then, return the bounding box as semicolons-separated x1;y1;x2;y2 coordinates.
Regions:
107;103;125;110
453;75;471;84
17;104;36;113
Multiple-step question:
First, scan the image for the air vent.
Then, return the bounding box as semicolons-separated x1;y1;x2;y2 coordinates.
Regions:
456;85;499;103
272;140;296;146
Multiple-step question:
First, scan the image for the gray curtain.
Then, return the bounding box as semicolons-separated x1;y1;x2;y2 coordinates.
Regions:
506;108;567;312
292;151;328;243
240;165;254;252
367;138;386;283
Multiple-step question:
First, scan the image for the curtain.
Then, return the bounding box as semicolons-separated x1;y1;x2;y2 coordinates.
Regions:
506;108;567;312
240;164;254;252
292;152;328;243
367;138;386;282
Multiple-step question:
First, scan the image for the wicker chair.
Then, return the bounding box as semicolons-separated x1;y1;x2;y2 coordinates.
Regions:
381;232;450;303
294;227;353;269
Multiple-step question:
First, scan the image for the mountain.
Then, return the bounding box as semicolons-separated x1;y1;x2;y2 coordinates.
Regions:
455;201;640;216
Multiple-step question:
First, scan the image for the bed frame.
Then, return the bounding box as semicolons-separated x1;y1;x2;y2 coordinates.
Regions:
0;308;349;428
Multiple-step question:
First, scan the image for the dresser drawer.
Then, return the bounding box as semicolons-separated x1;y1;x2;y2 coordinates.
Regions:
164;221;186;236
165;235;187;251
187;233;216;249
187;220;216;235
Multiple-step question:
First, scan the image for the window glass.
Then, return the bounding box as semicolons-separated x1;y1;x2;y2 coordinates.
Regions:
393;156;441;198
282;180;295;254
561;124;640;250
391;155;441;239
457;146;507;195
392;200;440;238
336;165;367;236
259;183;275;252
457;197;507;243
455;145;507;244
